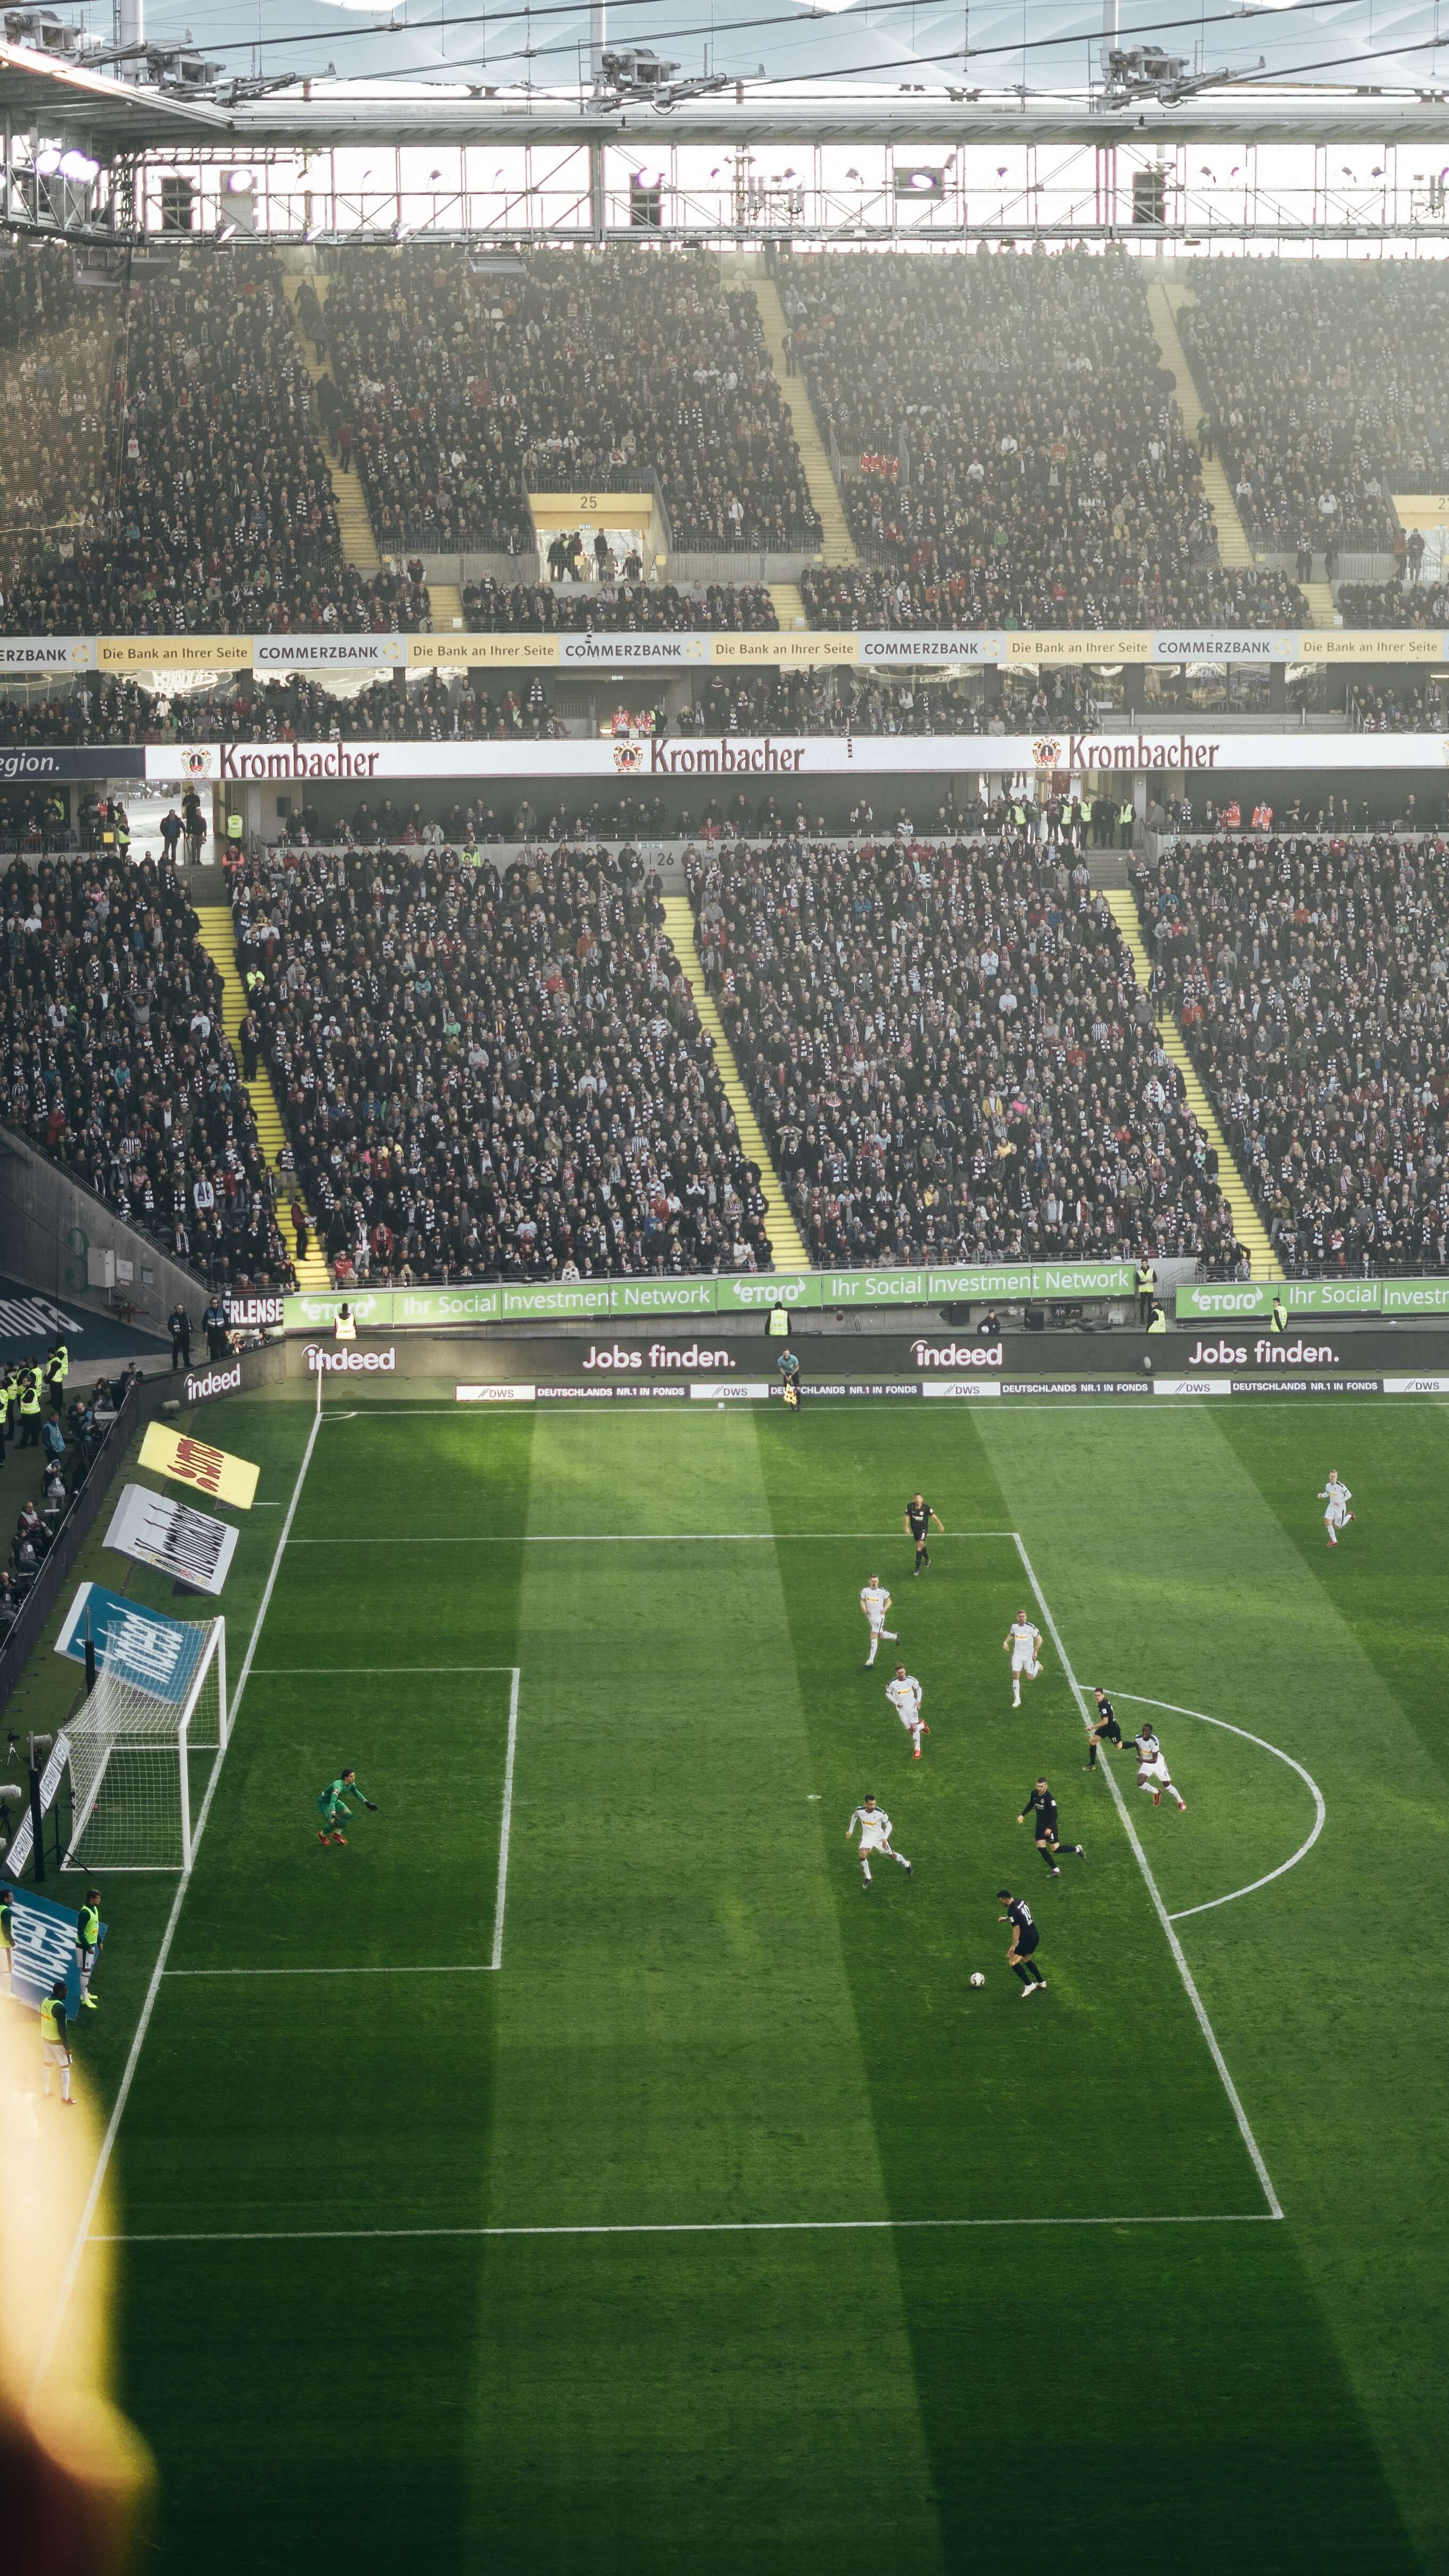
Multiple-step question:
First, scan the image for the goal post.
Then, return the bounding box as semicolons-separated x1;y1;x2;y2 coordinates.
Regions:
63;1616;227;1874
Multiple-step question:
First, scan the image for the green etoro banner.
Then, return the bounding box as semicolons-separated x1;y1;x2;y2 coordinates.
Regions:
1175;1277;1449;1321
282;1260;1136;1334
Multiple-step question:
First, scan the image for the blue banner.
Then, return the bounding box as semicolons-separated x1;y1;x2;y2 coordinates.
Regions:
55;1581;208;1705
3;1882;102;2015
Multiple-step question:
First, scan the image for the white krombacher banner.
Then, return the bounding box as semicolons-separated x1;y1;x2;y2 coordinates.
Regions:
151;732;1449;787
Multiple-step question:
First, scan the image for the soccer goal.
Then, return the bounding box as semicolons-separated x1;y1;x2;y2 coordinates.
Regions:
63;1617;228;1873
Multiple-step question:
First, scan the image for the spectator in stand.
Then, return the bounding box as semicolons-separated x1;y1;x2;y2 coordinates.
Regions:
1134;829;1449;1274
688;827;1242;1272
0;855;296;1297
233;844;777;1282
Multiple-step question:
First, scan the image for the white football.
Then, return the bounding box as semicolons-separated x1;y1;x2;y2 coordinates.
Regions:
969;1972;986;1989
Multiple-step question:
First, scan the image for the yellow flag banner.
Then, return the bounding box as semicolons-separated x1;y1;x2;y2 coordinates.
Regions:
138;1422;259;1511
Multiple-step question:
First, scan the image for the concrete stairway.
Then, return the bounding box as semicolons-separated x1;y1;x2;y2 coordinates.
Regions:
661;895;809;1272
768;580;807;628
1299;580;1337;628
746;278;857;570
192;903;332;1294
1146;282;1255;569
282;272;383;575
1104;890;1282;1280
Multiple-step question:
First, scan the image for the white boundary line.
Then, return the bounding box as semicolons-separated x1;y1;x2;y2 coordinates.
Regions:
1011;1533;1284;2223
94;2211;1278;2245
1107;1690;1327;1924
286;1531;1021;1547
33;1368;328;2395
492;1666;520;1972
249;1665;513;1674
163;1964;496;1977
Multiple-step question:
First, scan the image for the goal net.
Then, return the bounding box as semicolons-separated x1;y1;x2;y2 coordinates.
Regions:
63;1616;227;1872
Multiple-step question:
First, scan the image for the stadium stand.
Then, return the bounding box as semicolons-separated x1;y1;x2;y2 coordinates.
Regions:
0;854;297;1290
686;831;1245;1271
1133;831;1449;1274
457;575;779;631
0;250;433;638
781;249;1303;630
230;845;781;1280
1178;261;1449;560
314;248;821;559
0;245;116;603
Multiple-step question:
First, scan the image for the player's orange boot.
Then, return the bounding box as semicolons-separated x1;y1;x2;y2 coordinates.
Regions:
333;1833;348;1845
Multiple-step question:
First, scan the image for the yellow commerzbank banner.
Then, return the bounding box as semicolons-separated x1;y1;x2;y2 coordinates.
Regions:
138;1421;259;1510
1297;629;1445;664
713;634;857;667
1006;630;1154;666
99;634;254;672
407;634;559;668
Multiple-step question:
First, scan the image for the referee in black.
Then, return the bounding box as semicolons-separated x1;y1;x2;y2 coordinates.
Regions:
997;1889;1046;1997
1018;1777;1085;1875
904;1491;945;1575
1086;1687;1123;1771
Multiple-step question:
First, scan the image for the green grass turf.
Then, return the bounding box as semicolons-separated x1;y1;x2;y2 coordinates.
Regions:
33;1389;1449;2570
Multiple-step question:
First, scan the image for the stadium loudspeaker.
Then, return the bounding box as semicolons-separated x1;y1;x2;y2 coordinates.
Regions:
1024;1305;1046;1332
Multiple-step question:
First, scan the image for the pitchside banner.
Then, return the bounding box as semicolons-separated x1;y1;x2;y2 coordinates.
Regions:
1176;1277;1449;1320
152;731;1449;787
54;1582;208;1704
283;1263;1135;1333
104;1483;239;1597
138;1421;259;1510
1;1884;93;2016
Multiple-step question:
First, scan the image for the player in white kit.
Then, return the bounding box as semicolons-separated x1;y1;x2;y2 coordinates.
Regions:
1003;1611;1043;1708
885;1663;930;1759
1125;1723;1186;1811
859;1576;897;1668
1319;1473;1356;1548
847;1795;913;1891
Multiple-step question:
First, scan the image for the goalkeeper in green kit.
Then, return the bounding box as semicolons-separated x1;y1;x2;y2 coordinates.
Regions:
316;1768;378;1847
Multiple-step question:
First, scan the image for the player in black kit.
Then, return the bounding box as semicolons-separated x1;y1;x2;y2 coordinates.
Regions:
1017;1778;1085;1875
1086;1688;1123;1771
904;1492;945;1574
997;1890;1046;1996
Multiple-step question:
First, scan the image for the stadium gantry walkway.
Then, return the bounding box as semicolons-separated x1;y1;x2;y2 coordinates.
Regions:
281;272;467;634
746;277;858;573
191;903;333;1294
1103;888;1282;1280
660;894;809;1271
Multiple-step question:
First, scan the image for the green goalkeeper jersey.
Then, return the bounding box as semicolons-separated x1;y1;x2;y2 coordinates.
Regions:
318;1777;371;1814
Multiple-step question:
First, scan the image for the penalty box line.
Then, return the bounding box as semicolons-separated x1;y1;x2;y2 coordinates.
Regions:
94;2211;1281;2246
1012;1534;1284;2223
286;1531;1024;1546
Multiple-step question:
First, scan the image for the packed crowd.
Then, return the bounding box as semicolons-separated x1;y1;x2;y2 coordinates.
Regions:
0;855;297;1291
1347;678;1444;733
781;249;1302;631
1334;579;1449;632
458;575;779;632
316;248;820;556
230;845;778;1281
1;1350;143;1648
0;251;433;639
679;667;1096;737
1134;831;1449;1273
1180;261;1449;558
0;244;116;587
688;831;1243;1271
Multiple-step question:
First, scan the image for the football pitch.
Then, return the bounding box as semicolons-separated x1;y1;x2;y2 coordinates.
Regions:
27;1385;1449;2573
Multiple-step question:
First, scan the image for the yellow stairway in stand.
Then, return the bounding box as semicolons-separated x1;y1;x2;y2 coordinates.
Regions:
1104;891;1282;1280
768;580;806;628
193;904;333;1293
281;271;382;575
1299;579;1337;628
746;278;857;569
662;895;809;1272
1145;282;1255;570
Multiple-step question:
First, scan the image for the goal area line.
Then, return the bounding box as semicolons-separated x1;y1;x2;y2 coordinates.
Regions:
92;2210;1283;2246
